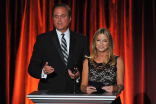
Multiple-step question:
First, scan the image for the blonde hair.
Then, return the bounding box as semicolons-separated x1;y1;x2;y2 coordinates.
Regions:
89;28;115;66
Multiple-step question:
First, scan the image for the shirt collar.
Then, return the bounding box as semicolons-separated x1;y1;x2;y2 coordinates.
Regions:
56;28;70;38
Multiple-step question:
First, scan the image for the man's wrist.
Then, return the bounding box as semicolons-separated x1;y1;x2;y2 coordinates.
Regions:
41;68;47;78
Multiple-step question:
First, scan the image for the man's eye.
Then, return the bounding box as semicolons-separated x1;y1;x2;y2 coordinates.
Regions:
54;16;58;18
61;15;66;18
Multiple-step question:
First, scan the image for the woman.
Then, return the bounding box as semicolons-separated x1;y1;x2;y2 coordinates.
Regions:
81;28;124;103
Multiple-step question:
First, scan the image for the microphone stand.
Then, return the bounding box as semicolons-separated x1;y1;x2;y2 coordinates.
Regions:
72;64;77;94
73;73;76;94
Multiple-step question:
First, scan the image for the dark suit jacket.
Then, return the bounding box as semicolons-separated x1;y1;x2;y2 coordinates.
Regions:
28;29;90;93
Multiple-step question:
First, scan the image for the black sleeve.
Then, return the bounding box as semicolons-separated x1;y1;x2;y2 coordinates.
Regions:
28;35;44;79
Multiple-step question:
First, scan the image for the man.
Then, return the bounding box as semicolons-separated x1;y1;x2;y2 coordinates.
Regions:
28;3;90;93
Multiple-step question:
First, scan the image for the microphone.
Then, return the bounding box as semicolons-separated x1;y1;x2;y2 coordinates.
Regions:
70;63;77;74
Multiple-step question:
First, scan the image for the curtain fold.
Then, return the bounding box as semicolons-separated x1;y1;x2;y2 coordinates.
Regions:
1;0;156;104
5;0;11;104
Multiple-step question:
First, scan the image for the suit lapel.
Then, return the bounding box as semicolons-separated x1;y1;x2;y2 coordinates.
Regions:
67;31;76;66
52;31;65;63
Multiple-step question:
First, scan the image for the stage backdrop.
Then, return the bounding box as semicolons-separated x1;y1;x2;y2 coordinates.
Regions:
1;0;156;104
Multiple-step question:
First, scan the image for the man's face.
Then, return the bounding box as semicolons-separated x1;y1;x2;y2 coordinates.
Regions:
53;7;71;33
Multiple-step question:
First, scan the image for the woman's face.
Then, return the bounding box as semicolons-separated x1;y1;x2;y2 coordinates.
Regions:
95;34;109;53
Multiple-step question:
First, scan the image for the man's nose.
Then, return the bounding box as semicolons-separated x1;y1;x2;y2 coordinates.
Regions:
58;16;61;21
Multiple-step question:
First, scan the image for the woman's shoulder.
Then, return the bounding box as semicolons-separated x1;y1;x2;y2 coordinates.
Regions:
114;55;119;58
84;55;91;61
114;55;124;65
84;58;89;64
114;55;122;60
113;55;124;63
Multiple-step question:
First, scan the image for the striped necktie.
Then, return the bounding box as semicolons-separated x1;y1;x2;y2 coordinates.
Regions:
61;33;68;65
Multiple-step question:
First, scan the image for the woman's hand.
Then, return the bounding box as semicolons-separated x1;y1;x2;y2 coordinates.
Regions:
102;85;114;93
86;86;97;94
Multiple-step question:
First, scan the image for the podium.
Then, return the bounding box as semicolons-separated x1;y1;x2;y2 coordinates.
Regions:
27;90;120;104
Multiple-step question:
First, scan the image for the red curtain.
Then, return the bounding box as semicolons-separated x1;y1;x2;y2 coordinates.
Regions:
1;0;156;104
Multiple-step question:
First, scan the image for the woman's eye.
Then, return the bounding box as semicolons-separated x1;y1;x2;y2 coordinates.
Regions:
103;39;108;42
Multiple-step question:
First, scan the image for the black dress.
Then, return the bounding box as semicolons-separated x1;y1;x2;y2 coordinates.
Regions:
88;56;122;104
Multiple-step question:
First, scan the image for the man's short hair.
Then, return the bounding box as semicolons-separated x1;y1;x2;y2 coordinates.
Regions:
52;3;71;18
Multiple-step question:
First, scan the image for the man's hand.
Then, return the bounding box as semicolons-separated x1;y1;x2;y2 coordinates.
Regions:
68;68;80;79
43;62;54;74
